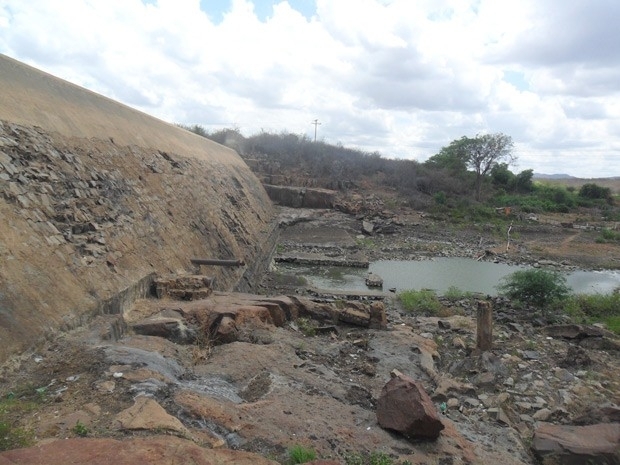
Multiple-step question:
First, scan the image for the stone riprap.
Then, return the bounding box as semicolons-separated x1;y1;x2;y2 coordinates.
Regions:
0;55;275;363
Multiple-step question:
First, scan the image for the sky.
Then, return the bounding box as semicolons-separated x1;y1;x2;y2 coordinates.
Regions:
0;0;619;178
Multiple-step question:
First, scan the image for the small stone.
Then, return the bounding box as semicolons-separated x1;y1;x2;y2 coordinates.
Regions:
96;380;116;393
464;397;480;408
532;408;552;421
520;414;534;423
497;392;510;404
515;402;532;411
447;398;459;409
504;377;514;387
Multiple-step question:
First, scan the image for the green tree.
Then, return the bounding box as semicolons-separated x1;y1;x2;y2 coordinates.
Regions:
514;169;534;193
491;163;516;189
425;136;471;175
498;269;570;312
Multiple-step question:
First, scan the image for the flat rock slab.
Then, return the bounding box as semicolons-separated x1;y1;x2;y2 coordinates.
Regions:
114;397;188;434
0;436;278;465
532;422;620;464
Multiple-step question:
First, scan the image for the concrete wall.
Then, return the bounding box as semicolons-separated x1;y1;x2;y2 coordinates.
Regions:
0;55;276;362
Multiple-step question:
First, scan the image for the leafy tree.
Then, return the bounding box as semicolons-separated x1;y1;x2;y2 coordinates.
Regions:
425;137;470;175
429;133;515;200
498;269;570;312
514;169;534;193
491;163;516;189
467;133;515;201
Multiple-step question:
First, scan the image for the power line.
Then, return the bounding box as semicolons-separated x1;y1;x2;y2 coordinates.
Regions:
311;119;321;142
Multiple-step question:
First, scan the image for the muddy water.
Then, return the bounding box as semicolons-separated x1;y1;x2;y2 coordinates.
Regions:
278;258;620;295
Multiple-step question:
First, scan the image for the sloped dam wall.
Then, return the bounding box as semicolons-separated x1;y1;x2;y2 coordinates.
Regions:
0;55;276;363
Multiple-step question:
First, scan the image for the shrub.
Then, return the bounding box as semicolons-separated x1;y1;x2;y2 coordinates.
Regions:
288;444;317;464
497;269;570;311
597;229;620;243
579;183;612;201
398;289;442;315
72;420;89;437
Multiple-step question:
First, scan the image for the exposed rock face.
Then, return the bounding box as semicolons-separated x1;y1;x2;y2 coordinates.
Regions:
0;55;276;363
531;422;620;465
376;373;445;441
0;436;278;465
128;292;387;345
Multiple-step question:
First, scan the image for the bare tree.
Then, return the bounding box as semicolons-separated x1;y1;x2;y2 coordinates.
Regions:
467;133;515;200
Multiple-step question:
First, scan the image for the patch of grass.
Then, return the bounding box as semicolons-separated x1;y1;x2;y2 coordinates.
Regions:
288;444;317;464
563;292;620;334
442;286;475;300
398;289;442;315
72;420;89;437
343;451;402;465
0;421;34;451
356;237;376;249
0;392;42;451
596;228;620;243
601;316;620;334
295;317;316;337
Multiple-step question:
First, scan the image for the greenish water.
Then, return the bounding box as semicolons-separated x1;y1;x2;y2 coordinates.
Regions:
277;258;620;295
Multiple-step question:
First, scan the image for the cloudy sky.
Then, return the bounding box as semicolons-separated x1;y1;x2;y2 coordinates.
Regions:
1;0;619;178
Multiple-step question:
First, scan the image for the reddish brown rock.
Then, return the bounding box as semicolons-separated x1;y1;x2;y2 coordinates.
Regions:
0;436;278;465
531;422;620;465
376;373;445;441
114;397;188;434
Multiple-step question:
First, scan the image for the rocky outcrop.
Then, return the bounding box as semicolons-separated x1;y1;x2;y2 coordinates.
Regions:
128;291;387;345
376;372;445;441
531;422;620;465
0;55;276;363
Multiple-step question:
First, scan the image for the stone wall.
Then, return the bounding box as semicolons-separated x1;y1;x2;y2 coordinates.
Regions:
262;184;336;209
0;55;276;363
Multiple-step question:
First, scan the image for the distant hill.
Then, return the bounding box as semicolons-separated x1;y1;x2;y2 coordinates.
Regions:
533;173;577;180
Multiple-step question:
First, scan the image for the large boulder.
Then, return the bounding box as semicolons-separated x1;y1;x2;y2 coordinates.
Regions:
531;422;620;465
376;373;445;441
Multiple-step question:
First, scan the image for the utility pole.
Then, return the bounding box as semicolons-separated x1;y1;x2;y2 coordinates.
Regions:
311;119;321;142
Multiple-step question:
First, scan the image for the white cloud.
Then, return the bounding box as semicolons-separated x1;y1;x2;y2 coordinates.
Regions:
0;0;619;177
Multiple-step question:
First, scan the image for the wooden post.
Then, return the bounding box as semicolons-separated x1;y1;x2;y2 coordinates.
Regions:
476;300;493;351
